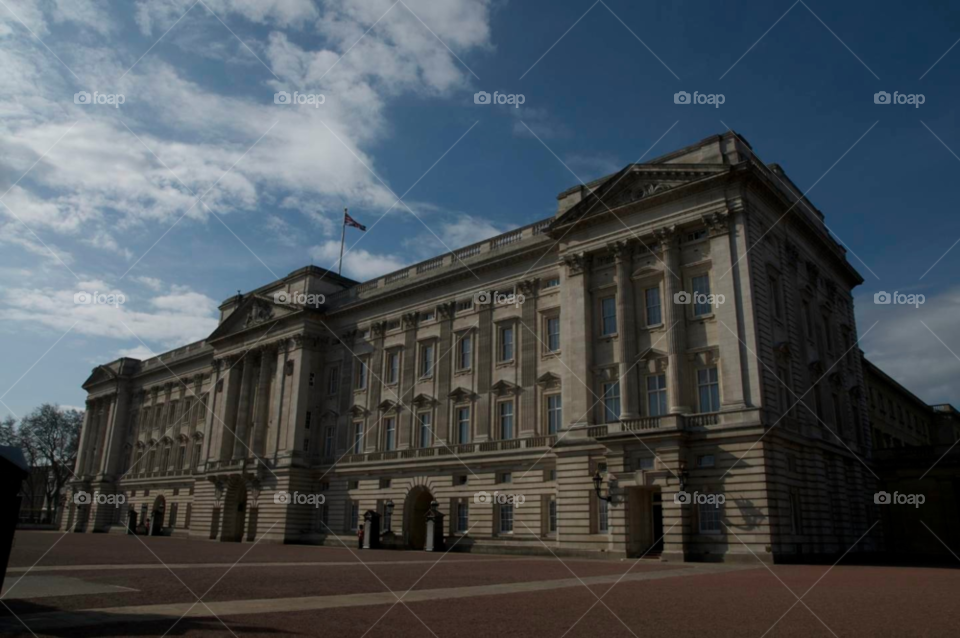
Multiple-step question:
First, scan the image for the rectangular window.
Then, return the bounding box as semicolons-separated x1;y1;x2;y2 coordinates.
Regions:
498;471;512;484
692;274;712;316
697;454;715;468
598;498;609;533
456;298;473;312
352;422;363;454
638;457;655;470
697;367;720;412
645;286;662;326
387;352;399;384
498;402;514;440
420;343;435;378
305;411;312;432
499;326;514;362
309;372;316;387
350;502;359;531
546;395;562;434
544;277;560;289
457;334;472;370
302;437;310;452
456;406;470;444
418;412;432;448
789;489;803;534
383;417;396;451
601;297;617;335
777;365;792;417
355;360;368;390
699;502;721;534
769;275;782;319
457;502;469;533
647;374;668;417
327;366;340;395
499;504;514;533
546;316;561;352
602;381;621;423
549;498;557;533
324;427;334;457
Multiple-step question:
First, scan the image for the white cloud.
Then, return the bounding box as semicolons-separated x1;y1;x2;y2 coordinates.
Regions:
115;345;157;360
132;276;164;291
309;240;408;281
858;286;960;406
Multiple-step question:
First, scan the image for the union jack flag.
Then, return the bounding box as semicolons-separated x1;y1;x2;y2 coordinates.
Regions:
344;212;366;231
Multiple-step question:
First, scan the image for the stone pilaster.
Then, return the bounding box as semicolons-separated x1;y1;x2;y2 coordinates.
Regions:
436;304;455;443
560;252;592;428
398;313;418;448
475;303;494;441
233;353;255;459
518;279;539;435
612;241;639;419
658;228;690;414
252;348;273;455
706;211;748;410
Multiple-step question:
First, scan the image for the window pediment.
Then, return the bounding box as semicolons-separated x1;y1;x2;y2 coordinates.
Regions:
491;380;520;396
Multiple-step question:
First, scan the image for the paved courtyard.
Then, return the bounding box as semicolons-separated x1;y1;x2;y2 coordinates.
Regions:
1;532;957;637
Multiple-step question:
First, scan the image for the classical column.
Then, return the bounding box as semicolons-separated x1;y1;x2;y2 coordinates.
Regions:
612;241;639;419
518;279;539;435
267;342;289;458
218;357;242;461
366;323;386;453
252;348;273;455
233;352;255;459
435;304;455;443
560;252;593;428
658;228;690;414
475;302;494;441
398;313;418;449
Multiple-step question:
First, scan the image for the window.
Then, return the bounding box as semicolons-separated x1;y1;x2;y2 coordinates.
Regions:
355;360;368;390
777;365;792;417
699;502;721;534
647;374;667;417
498;402;514;440
645;286;662;326
309;372;316;387
418;412;432;448
324;427;335;457
598;498;609;533
601;297;617;335
302;437;310;452
350;502;359;531
499;325;514;362
383;417;396;451
546;395;562;434
457;334;472;370
546;316;561;352
602;381;621;423
789;489;803;534
697;454;715;468
498;471;512;484
380;500;392;531
499;503;514;533
543;277;560;289
692;274;712;316
456;406;470;443
697;367;720;412
456;298;473;312
305;411;312;430
548;498;557;533
455;474;468;486
176;446;186;469
769;275;782;319
379;478;391;489
638;457;655;470
420;343;435;378
352;421;363;454
386;352;400;384
457;502;469;533
387;319;401;330
421;310;435;322
327;366;340;395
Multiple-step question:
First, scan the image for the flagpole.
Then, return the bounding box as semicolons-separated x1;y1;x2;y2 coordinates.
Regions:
338;207;347;275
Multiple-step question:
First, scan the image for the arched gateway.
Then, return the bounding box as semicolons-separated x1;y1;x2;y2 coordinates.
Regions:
404;486;434;549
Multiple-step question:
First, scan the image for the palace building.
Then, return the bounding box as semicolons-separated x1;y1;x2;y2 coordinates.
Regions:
65;131;897;562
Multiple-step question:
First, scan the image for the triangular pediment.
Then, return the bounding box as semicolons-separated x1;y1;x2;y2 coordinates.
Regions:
378;399;401;413
208;295;301;343
536;372;561;389
412;393;438;408
551;164;728;230
448;386;477;402
348;404;370;418
82;364;118;389
491;380;520;396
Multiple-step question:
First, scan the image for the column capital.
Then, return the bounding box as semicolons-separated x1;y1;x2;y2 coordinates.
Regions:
654;225;679;249
607;240;632;264
561;252;591;277
401;312;419;330
437;301;456;320
702;210;731;236
517;278;540;297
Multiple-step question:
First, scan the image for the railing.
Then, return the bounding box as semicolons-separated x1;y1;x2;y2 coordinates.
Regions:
416;257;444;274
588;425;609;438
622;417;663;431
338;435;556;465
684;413;719;427
385;269;409;284
490;230;522;248
454;244;482;260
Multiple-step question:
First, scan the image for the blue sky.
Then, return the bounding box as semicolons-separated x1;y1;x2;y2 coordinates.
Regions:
1;0;958;417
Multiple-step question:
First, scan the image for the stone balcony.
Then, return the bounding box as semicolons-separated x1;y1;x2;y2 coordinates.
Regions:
331;434;558;467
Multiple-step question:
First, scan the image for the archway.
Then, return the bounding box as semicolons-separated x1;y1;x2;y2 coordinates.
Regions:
151;495;166;536
127;509;137;535
404;486;434;550
221;478;247;542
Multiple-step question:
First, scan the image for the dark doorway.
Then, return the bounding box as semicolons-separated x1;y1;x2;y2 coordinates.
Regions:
151;496;166;536
626;487;662;557
405;488;433;549
127;509;137;534
651;491;664;554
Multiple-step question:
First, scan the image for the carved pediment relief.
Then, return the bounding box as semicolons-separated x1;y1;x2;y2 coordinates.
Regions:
208;294;299;343
536;372;561;389
448;387;477;402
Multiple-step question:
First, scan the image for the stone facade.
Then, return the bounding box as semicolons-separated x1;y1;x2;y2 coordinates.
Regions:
64;131;896;562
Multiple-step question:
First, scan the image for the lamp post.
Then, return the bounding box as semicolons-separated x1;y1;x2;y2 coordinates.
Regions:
384;499;394;532
592;470;613;502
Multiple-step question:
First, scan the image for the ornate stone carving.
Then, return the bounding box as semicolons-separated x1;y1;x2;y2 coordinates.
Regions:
402;312;419;330
244;299;274;328
517;278;540;297
654;225;678;249
607;240;631;263
437;302;456;320
702;210;730;235
561;252;590;276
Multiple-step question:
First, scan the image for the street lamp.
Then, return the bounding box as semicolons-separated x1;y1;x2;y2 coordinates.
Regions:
593;470;613;502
